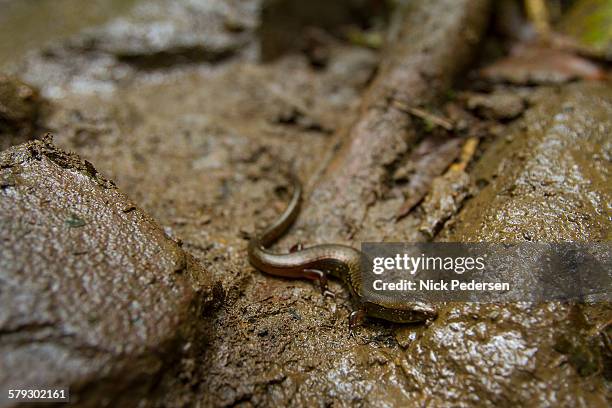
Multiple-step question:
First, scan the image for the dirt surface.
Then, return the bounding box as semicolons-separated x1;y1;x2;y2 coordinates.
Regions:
0;138;220;407
1;0;611;406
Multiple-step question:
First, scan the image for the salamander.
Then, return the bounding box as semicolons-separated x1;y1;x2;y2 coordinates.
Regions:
248;175;437;325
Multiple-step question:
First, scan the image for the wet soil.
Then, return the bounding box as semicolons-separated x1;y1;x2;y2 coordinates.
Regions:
0;0;610;406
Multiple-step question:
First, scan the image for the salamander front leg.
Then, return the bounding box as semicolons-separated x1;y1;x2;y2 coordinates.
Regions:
303;269;335;298
349;309;366;331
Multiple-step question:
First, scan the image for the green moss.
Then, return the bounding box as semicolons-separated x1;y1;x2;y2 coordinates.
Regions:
65;213;86;228
558;0;612;58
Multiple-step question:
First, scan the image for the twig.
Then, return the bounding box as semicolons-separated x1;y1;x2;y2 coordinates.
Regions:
525;0;551;38
394;101;454;131
450;137;479;172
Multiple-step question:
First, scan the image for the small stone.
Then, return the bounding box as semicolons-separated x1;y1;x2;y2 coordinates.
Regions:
0;74;40;127
466;91;525;120
64;213;87;228
395;326;419;348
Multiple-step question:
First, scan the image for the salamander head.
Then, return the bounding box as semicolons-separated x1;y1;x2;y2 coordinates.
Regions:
363;300;437;323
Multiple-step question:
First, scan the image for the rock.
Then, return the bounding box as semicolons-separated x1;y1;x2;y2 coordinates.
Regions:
423;83;611;406
85;0;250;64
441;81;611;242
16;0;256;97
465;91;525;120
480;44;606;85
0;74;40;127
0;75;42;150
396;302;608;407
0;138;221;407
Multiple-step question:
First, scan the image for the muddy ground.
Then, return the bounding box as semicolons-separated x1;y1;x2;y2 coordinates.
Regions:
1;0;611;407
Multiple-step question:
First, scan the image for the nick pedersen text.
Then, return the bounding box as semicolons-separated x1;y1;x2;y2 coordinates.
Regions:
372;279;510;292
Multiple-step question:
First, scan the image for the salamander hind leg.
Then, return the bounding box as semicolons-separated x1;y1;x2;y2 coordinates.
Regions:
289;243;304;252
303;269;335;298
